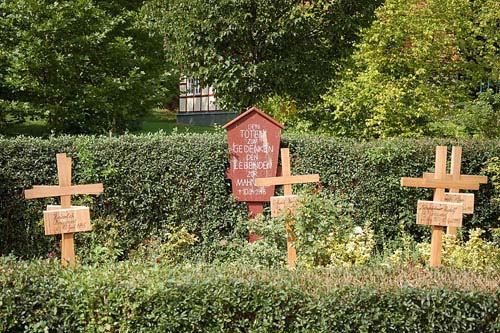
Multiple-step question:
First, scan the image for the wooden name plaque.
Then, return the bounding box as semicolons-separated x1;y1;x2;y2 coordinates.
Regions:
43;205;92;235
270;195;298;217
417;201;463;228
443;193;474;214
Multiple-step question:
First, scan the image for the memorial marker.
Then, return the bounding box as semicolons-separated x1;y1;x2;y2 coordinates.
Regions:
413;146;487;235
25;153;103;267
223;107;283;241
256;148;320;268
401;146;488;267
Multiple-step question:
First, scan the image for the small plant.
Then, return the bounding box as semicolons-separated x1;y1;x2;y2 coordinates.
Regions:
221;212;287;268
77;216;129;265
385;222;426;267
130;226;198;265
290;191;376;267
484;156;500;206
328;222;375;267
444;229;500;271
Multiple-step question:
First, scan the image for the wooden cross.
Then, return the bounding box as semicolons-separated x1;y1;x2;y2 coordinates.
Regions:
401;146;487;267
24;153;103;267
255;148;320;268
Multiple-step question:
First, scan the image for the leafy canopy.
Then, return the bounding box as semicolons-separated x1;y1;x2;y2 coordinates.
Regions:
146;0;381;111
0;0;171;134
314;0;499;139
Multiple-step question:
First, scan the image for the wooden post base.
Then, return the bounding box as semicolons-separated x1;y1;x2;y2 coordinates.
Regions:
430;226;443;267
287;245;297;269
61;233;75;267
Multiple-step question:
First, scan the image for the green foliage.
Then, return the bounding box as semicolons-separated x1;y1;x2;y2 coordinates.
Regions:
291;191;370;267
1;260;500;332
0;134;498;261
441;229;500;271
146;0;381;110
0;0;173;134
389;228;500;272
129;226;199;265
454;90;500;139
257;94;306;131
484;157;500;220
315;0;500;139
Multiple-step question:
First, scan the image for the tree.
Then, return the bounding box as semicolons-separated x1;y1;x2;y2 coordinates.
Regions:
315;0;499;139
0;0;171;134
146;0;382;111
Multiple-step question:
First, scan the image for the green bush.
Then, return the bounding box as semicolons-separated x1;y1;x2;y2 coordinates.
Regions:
0;134;498;260
0;0;172;134
1;259;500;332
451;90;500;139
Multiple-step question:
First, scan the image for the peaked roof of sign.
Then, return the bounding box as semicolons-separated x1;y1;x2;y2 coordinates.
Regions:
222;106;285;129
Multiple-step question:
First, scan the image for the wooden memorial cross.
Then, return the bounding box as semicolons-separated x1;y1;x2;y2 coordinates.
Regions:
255;148;319;268
401;146;487;267
422;146;488;235
25;153;103;267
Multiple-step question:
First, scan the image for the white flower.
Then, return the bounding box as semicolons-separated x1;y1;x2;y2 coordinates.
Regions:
353;226;363;235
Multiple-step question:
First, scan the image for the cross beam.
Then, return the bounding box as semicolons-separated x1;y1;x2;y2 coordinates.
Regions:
25;184;103;199
24;153;103;267
401;177;482;191
255;149;319;189
256;148;320;268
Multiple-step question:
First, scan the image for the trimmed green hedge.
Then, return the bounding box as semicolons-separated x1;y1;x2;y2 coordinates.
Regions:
1;260;500;332
0;134;498;259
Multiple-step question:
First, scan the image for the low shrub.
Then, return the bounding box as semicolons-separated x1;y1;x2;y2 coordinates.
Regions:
1;259;499;332
391;228;500;272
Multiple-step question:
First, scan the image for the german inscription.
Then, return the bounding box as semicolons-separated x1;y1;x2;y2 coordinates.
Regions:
225;108;282;202
417;201;463;227
271;195;299;217
43;206;92;235
444;193;474;214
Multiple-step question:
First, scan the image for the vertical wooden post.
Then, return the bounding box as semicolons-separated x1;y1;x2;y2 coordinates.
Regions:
279;149;297;267
430;146;447;267
447;146;462;236
57;153;75;267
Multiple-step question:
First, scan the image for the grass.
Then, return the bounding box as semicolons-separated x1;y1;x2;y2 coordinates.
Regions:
133;109;216;135
1;118;52;137
1;109;216;137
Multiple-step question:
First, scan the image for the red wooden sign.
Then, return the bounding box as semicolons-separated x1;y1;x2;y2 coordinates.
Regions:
223;107;283;203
